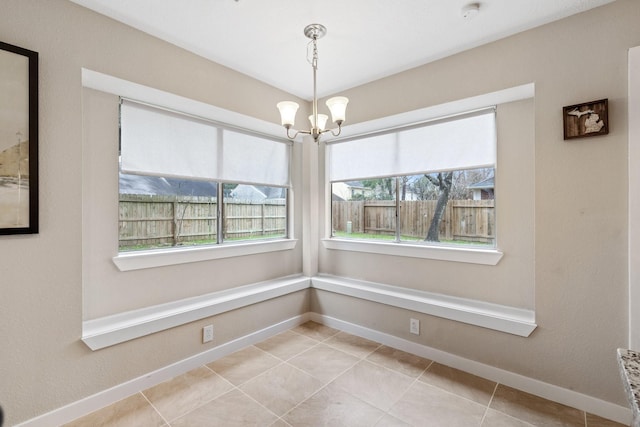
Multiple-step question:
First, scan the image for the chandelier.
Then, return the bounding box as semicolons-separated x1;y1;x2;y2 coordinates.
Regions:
277;24;349;143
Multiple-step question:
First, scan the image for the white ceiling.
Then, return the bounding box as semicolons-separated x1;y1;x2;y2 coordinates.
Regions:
70;0;614;100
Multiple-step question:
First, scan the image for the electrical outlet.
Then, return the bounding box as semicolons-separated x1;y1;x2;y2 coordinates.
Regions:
410;318;420;335
202;324;214;343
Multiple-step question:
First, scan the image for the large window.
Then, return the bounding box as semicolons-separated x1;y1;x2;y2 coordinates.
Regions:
118;99;290;252
328;108;496;248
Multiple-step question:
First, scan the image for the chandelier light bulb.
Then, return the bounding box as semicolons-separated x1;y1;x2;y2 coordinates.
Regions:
309;113;329;131
276;101;299;127
326;96;349;124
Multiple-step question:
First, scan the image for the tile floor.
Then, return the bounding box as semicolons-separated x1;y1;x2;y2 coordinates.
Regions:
64;322;627;426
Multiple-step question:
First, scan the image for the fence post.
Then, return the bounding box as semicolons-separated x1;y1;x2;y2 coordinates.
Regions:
445;201;453;241
172;199;178;246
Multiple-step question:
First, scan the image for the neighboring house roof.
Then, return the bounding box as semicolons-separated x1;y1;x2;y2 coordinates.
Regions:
119;173;218;197
229;184;286;202
468;177;494;190
345;180;366;189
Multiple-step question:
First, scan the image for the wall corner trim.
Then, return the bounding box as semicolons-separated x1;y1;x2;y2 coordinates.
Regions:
311;275;537;337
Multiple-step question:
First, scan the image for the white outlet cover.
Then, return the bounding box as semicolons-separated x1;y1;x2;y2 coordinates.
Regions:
203;325;214;343
410;318;420;335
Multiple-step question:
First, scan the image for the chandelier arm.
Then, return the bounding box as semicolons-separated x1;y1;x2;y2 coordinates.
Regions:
285;127;311;140
328;123;343;138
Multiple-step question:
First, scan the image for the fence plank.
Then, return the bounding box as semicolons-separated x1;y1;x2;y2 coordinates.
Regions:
119;195;286;249
332;199;494;243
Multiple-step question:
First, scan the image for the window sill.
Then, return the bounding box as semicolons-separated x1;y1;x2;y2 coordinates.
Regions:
82;274;309;350
312;275;536;337
321;238;502;265
113;239;298;271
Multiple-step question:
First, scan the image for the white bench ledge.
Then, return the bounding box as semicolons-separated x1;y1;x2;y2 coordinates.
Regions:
311;275;536;337
82;275;310;350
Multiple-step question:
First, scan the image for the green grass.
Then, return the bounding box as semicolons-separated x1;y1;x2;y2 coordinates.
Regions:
119;234;286;252
333;231;420;241
332;231;492;247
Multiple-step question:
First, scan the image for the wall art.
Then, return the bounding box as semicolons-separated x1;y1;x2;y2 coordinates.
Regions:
0;41;38;234
563;98;609;140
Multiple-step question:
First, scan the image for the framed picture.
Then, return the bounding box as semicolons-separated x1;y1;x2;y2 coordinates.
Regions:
563;98;609;140
0;41;38;235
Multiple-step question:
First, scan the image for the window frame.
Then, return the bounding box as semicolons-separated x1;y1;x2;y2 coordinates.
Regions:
322;85;536;265
118;178;290;252
81;68;297;272
329;171;496;247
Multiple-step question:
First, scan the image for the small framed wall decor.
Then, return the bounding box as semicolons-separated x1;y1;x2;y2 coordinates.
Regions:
0;41;38;235
563;98;609;140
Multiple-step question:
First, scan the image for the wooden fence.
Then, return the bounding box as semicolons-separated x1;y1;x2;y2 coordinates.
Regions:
332;199;495;243
119;195;286;249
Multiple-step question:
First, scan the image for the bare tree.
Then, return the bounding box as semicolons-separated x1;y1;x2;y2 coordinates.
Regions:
424;172;453;242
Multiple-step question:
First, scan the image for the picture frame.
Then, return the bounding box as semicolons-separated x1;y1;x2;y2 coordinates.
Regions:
563;98;609;140
0;41;38;235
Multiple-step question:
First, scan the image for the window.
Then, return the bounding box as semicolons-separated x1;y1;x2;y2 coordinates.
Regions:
328;108;496;248
118;99;290;252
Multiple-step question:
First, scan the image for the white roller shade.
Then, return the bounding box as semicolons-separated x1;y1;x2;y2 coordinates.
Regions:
329;109;496;182
120;100;219;180
120;99;290;187
222;129;290;186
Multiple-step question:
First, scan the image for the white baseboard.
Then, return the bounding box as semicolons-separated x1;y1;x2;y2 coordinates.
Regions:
16;314;310;427
310;313;632;425
18;299;630;425
20;312;629;426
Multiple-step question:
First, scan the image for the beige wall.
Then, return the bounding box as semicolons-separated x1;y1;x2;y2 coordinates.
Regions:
0;1;307;424
318;0;637;406
0;0;638;424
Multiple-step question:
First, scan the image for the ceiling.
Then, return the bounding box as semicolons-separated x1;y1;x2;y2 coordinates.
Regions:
70;0;615;100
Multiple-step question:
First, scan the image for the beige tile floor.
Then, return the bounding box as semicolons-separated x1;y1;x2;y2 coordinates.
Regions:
64;322;627;427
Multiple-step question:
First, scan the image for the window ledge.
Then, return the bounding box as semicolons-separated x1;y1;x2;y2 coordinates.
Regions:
82;274;309;350
113;239;298;271
321;238;502;265
312;275;536;337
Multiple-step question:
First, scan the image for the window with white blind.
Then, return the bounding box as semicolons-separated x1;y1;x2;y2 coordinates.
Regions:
119;99;291;252
327;108;496;248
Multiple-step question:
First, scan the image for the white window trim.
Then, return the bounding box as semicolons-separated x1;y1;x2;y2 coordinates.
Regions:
82;69;297;271
113;239;297;271
323;83;534;264
629;46;640;348
82;68;285;138
322;238;502;265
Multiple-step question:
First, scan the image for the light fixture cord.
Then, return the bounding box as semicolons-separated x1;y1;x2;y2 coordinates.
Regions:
307;34;320;140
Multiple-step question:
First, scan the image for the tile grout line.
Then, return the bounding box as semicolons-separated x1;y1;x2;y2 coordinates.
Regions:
277;338;373;421
232;332;329;423
380;359;433;425
139;391;172;426
479;381;500;426
234;384;288;424
163;369;237;425
276;328;388;423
